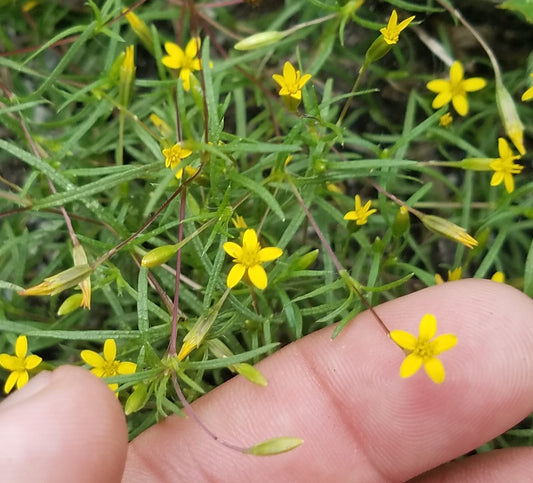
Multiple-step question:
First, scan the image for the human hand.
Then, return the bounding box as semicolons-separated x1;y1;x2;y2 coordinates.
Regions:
2;279;533;482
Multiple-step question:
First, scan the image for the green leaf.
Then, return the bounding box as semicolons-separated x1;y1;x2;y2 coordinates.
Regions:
499;0;533;24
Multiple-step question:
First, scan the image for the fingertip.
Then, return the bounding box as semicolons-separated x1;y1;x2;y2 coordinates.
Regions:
0;365;128;483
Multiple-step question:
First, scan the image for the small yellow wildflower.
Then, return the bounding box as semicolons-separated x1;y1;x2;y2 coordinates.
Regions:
81;339;137;394
390;314;457;384
489;137;524;193
491;271;505;283
0;336;42;394
379;9;415;45
162;143;193;179
344;195;377;225
223;228;283;290
162;38;202;91
522;73;533;102
426;61;486;116
232;215;247;229
439;112;453;127
419;214;478;249
272;61;312;111
435;267;462;285
123;8;153;53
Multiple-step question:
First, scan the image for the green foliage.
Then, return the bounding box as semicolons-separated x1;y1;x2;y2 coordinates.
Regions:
0;0;531;455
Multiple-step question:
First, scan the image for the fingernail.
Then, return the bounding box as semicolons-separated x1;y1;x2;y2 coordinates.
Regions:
0;371;52;411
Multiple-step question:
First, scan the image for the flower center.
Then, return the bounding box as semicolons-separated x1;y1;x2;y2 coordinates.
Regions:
13;357;27;371
102;360;120;377
413;341;434;361
239;244;261;268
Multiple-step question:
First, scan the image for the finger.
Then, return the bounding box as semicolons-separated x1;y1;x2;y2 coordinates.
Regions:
123;280;533;482
412;447;533;481
0;365;128;483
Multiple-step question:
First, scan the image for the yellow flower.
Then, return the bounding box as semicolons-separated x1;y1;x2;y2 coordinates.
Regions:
123;8;153;53
272;61;311;110
491;271;505;283
426;61;486;116
390;314;457;384
489;137;524;193
0;336;42;394
379;9;415;45
232;215;247;229
435;267;462;285
162;143;193;179
522;73;533;102
223;228;282;290
419;214;478;249
343;195;377;225
439;112;453;127
81;339;136;394
162;38;202;91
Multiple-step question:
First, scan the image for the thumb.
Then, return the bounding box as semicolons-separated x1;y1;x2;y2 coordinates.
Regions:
0;365;128;483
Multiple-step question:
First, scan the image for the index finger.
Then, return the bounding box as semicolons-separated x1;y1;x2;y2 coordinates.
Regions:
124;280;533;482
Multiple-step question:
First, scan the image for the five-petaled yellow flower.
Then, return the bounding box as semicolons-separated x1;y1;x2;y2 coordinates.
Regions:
272;61;311;111
435;267;462;285
522;73;533;102
81;339;137;394
426;61;486;116
380;9;415;45
390;313;457;384
489;137;524;193
162;143;193;179
223;228;283;290
344;195;377;225
0;335;42;394
162;37;201;91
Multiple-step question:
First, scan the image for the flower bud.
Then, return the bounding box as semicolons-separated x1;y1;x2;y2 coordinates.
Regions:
245;437;304;456
123;8;153;54
420;214;478;249
392;206;410;238
119;45;135;107
73;243;91;309
125;383;148;415
57;293;84;316
293;249;319;271
234;31;286;51
141;244;179;268
18;264;94;297
496;79;525;155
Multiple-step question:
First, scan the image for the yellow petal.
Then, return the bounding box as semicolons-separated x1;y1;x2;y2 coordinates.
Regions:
272;74;286;89
164;42;184;60
504;173;514;193
223;241;243;259
117;361;137;375
497;137;513;159
248;264;268;290
185;37;200;59
452;93;468;116
4;371;18;393
298;73;312;89
258;247;283;263
399;353;423;378
462;77;486;92
242;229;258;250
390;330;417;351
282;62;296;85
450;61;464;84
81;349;105;368
227;263;246;288
490;171;504;186
0;354;17;371
432;91;452;109
103;339;117;362
180;68;191;91
343;211;357;221
431;334;458;354
522;85;533;102
424;357;446;384
90;367;106;378
15;335;28;358
25;354;42;370
419;313;437;340
16;370;29;389
426;79;450;93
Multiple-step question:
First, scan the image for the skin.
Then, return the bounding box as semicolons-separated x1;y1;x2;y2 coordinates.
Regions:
1;279;533;482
